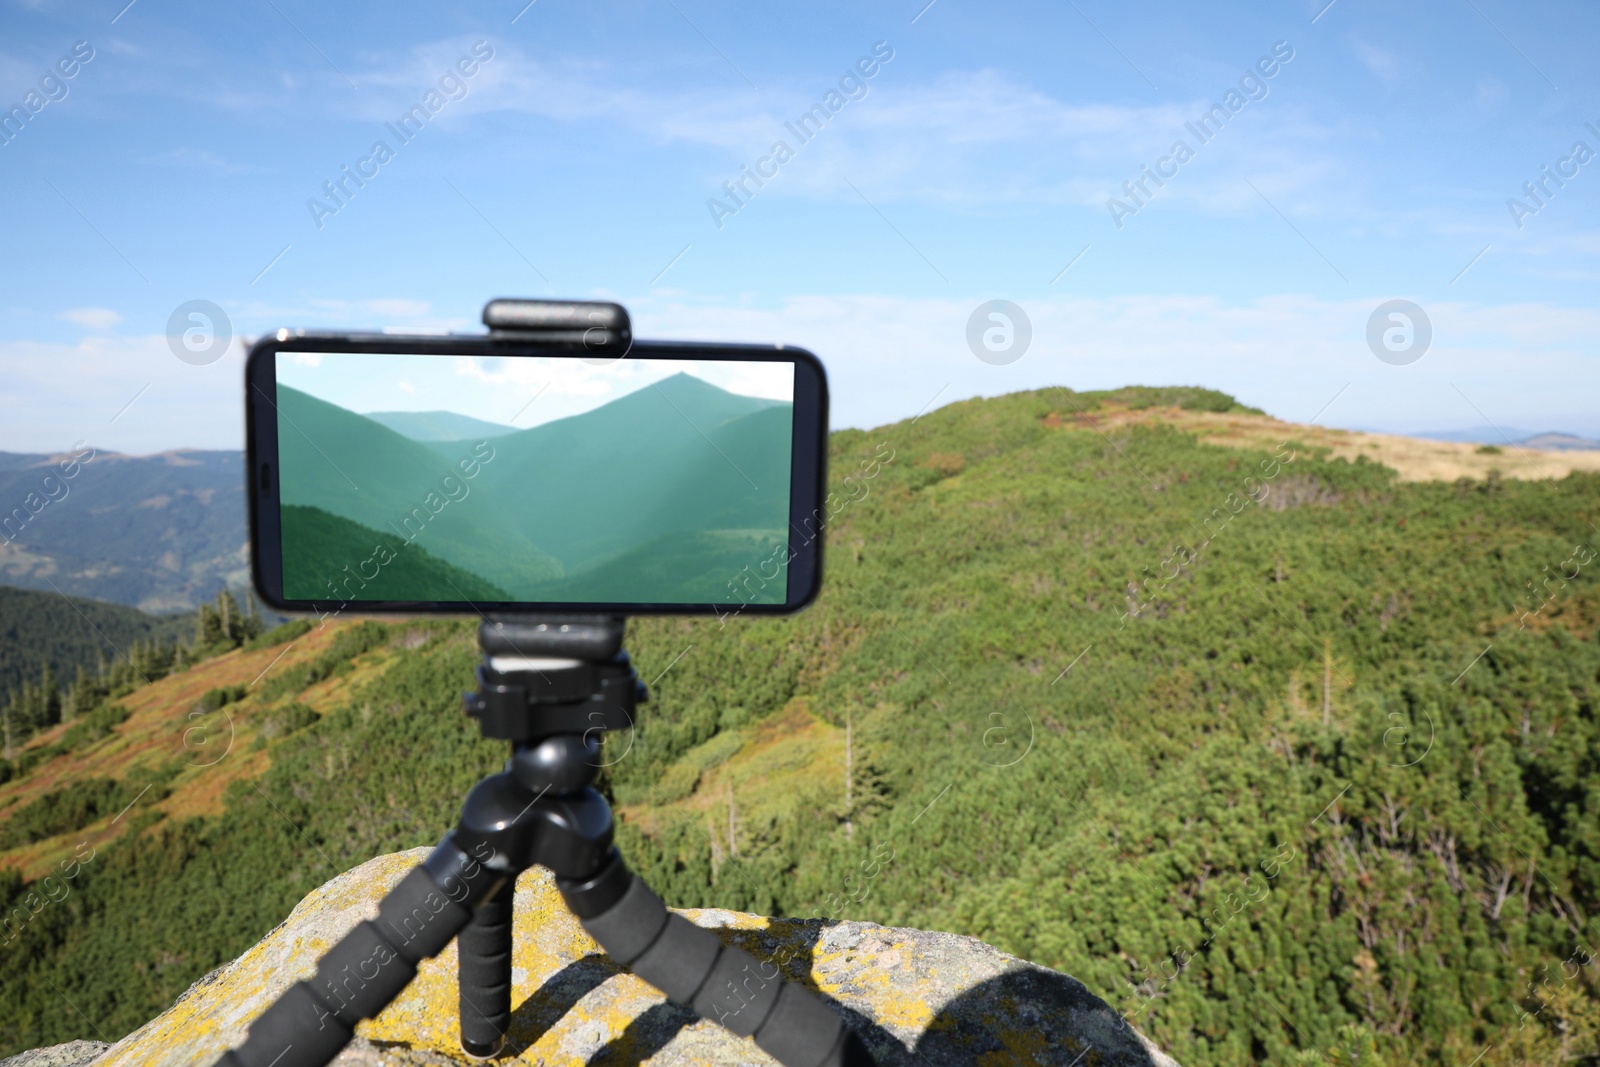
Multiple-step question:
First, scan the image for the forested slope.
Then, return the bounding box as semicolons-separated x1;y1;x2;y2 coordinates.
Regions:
0;586;193;698
2;385;1596;1066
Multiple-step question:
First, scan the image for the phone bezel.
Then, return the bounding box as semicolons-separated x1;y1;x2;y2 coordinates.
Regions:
245;332;827;617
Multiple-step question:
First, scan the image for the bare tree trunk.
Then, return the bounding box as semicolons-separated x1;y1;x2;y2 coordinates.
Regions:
844;710;854;839
708;812;723;885
1322;638;1332;726
727;785;738;859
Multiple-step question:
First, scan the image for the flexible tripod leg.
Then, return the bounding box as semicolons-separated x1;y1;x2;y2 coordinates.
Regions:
457;894;514;1058
563;850;871;1067
216;844;500;1067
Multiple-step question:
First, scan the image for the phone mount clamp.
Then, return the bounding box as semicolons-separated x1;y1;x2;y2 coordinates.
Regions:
219;304;871;1067
482;296;633;354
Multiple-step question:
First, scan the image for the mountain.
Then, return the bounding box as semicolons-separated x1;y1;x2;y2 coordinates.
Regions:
17;385;1593;615
0;586;192;695
278;505;511;602
1408;426;1600;450
273;385;563;593
1519;431;1600;451
474;373;792;579
1406;425;1537;444
2;385;1599;1065
0;449;246;613
360;410;518;441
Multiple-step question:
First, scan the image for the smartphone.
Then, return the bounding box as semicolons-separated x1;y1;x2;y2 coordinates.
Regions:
245;333;827;616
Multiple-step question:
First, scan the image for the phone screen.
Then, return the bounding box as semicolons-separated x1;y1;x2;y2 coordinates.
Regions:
250;342;824;613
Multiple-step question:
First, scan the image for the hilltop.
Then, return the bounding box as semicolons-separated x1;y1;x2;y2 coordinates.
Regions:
2;384;1598;1066
1042;386;1600;482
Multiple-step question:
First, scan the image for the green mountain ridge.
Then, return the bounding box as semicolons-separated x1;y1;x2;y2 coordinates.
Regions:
361;410;519;442
0;586;193;698
274;385;564;591
279;506;512;602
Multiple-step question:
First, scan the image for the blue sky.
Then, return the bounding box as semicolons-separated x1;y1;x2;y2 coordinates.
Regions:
1;0;1597;453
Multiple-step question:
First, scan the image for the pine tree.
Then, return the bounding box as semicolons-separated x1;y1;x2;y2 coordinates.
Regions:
241;590;264;642
196;602;222;649
39;663;61;729
67;665;98;721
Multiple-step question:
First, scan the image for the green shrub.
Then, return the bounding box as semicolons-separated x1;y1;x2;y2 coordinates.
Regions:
0;778;132;848
193;686;247;713
243;619;313;652
61;704;132;751
258;703;319;740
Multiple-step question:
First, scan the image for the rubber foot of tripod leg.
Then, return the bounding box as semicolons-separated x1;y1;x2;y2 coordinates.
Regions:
460;1034;506;1060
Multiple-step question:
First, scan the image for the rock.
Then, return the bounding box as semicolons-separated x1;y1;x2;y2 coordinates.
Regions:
81;848;1177;1066
0;1041;110;1067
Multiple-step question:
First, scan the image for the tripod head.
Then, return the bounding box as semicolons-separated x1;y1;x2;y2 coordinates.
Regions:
466;614;644;745
455;615;644;872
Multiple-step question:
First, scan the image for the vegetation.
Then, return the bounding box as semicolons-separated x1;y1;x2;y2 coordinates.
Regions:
0;586;192;697
242;618;313;652
1;590;262;761
0;778;136;849
1069;384;1264;414
1;386;1598;1066
254;620;393;702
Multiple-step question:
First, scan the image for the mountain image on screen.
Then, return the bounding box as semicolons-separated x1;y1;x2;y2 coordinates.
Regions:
276;371;794;604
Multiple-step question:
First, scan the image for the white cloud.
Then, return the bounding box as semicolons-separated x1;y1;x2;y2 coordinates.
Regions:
59;307;123;330
0;332;246;454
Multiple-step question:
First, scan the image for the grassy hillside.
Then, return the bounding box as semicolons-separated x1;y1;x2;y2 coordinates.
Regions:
0;587;192;697
2;385;1598;1065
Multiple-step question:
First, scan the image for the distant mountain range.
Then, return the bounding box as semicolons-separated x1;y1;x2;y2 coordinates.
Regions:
0;449;246;613
276;373;795;604
1407;427;1600;451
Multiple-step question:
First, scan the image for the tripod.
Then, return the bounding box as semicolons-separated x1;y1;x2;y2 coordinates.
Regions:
218;616;872;1067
